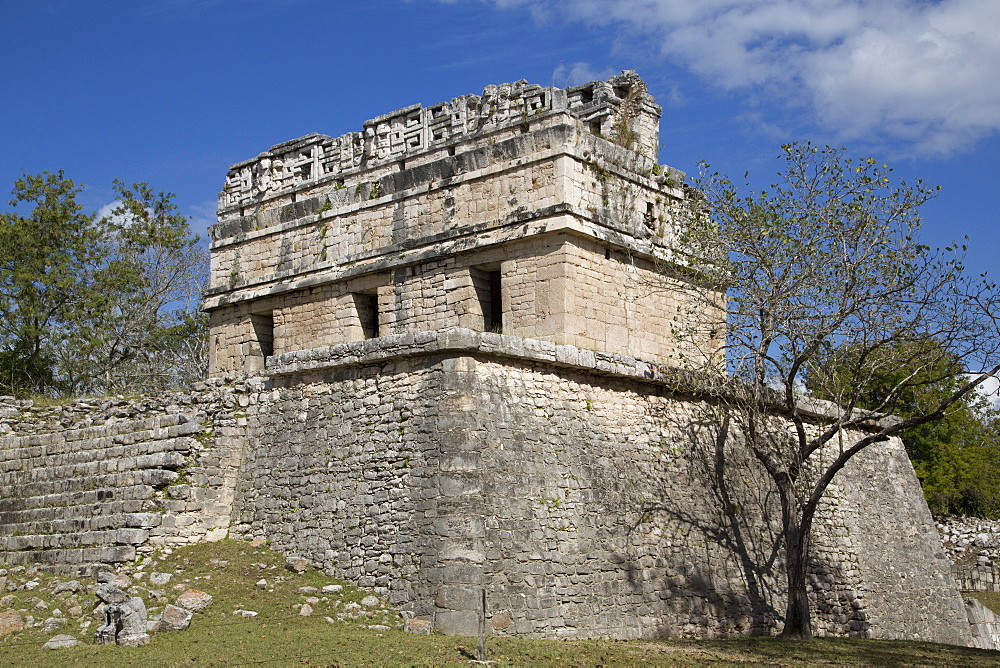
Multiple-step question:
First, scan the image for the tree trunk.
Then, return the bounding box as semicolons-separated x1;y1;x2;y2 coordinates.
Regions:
780;521;813;639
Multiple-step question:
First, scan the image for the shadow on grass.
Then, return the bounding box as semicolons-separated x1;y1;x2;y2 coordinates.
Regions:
681;636;1000;667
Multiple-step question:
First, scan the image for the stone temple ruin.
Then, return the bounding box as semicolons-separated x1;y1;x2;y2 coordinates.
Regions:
0;72;974;644
206;70;715;376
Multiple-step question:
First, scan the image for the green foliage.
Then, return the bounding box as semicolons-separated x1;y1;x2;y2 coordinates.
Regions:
0;171;103;395
0;172;208;397
809;340;1000;517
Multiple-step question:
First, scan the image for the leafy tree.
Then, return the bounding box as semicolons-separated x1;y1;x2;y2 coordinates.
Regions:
67;180;208;394
678;143;1000;639
809;341;1000;517
0;171;103;395
0;172;207;397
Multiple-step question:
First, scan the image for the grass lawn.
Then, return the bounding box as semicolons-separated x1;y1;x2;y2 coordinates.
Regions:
972;591;1000;616
2;540;998;666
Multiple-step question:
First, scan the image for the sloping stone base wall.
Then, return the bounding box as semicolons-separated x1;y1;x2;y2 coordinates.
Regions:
228;330;970;644
228;358;445;607
0;331;974;645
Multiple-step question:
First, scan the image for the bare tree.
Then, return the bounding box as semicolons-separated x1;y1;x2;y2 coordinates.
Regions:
674;143;1000;639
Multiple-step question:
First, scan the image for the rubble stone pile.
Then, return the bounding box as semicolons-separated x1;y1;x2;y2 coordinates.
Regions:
935;515;1000;565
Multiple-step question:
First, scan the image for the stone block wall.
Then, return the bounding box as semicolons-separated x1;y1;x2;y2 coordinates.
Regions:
954;563;1000;592
231;329;971;645
208;229;719;377
0;331;975;644
228;359;441;605
448;352;965;643
797;424;970;644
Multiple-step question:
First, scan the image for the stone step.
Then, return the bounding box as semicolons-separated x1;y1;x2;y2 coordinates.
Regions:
0;527;149;551
0;410;185;444
0;469;177;505
0;435;195;475
0;448;189;483
0;422;204;473
0;414;200;463
0;482;159;515
0;511;162;538
0;545;136;569
0;499;151;525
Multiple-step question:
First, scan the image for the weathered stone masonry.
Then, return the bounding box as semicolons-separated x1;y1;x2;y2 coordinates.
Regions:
204;71;716;376
0;73;973;645
226;330;968;643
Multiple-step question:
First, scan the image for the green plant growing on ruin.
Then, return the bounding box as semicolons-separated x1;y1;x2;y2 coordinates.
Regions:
165;466;190;493
369;183;382;199
320;196;332;212
610;83;643;151
519;110;530;134
674;142;1000;641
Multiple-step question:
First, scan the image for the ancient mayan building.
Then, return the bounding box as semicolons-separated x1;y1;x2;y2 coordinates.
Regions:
204;71;720;376
0;73;973;644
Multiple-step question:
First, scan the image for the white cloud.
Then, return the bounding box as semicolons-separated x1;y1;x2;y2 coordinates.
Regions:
973;373;1000;411
552;61;615;87
482;0;1000;155
96;201;121;222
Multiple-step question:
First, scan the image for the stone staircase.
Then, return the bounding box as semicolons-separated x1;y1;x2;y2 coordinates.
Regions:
0;413;202;571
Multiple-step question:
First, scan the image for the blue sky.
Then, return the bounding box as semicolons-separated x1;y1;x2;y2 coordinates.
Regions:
2;2;997;334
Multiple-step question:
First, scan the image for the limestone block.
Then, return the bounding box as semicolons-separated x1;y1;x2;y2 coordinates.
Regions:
156;604;192;632
285;556;309;573
115;529;149;545
434;610;480;636
404;618;432;634
0;610;23;635
43;634;80;649
95;596;149;647
148;572;172;586
433;516;485;539
175;589;213;612
95;584;130;604
434;584;482;611
124;513;162;528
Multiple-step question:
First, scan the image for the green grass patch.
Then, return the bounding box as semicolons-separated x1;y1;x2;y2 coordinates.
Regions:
2;540;999;666
971;591;1000;616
